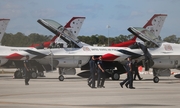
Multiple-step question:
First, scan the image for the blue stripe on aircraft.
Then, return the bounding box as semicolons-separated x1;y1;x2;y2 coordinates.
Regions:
117;49;142;57
25;50;47;59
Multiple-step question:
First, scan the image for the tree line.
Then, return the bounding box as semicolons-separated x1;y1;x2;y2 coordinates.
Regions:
2;32;53;47
1;32;180;47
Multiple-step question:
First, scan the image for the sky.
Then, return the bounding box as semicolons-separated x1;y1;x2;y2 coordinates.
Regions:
0;0;180;39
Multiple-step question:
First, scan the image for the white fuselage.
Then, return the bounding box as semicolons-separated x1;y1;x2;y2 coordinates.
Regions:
0;45;143;68
2;42;180;70
37;46;143;68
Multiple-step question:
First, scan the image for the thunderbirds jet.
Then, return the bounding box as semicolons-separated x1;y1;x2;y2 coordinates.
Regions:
35;14;167;81
0;17;86;79
127;26;180;83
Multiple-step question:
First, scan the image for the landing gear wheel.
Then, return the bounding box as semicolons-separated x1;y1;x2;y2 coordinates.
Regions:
153;76;159;83
38;72;45;77
31;71;38;79
111;72;120;80
59;75;64;81
14;70;22;79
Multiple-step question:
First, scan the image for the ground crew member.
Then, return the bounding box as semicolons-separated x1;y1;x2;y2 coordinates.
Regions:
88;56;96;88
120;57;135;89
24;55;31;85
133;60;143;80
97;56;105;88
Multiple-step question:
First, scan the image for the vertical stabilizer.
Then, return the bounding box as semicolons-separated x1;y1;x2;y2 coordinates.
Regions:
64;17;85;37
110;14;167;47
143;14;167;37
56;17;86;47
0;19;10;44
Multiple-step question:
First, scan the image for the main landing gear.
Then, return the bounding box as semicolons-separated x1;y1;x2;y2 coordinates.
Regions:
111;71;120;80
14;68;38;79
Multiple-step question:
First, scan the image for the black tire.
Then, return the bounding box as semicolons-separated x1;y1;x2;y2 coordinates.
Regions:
14;70;22;79
59;75;64;81
111;72;120;80
153;76;159;83
31;71;38;79
38;72;45;77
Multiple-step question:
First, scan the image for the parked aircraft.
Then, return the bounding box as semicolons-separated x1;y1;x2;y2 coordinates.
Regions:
127;26;180;83
36;14;167;81
0;17;86;79
0;18;10;44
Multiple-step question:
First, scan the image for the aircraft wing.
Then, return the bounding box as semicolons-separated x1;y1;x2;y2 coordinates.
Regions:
128;27;160;47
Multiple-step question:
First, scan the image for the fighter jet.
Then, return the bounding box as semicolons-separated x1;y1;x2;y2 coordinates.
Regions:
0;17;86;79
127;26;180;83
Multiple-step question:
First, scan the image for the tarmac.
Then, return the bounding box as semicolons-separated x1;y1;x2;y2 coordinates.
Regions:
0;68;180;108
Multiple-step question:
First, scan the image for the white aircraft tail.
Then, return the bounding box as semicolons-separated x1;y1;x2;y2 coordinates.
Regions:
55;17;85;47
0;19;10;44
143;14;167;37
64;17;85;37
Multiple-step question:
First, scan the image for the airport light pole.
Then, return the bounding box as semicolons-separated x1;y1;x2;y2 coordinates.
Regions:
106;25;110;46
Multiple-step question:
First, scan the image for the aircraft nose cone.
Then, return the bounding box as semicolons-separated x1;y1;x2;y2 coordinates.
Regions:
102;53;119;61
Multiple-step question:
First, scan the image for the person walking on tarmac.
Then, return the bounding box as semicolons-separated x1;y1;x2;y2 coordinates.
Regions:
88;56;96;88
133;60;143;80
24;55;31;85
97;56;106;88
120;57;135;89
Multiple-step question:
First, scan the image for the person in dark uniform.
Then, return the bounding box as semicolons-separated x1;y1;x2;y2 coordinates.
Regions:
133;60;143;80
24;55;31;85
120;57;135;89
88;56;96;88
97;56;105;88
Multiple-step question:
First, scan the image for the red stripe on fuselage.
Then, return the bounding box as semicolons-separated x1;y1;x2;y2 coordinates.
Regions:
6;53;24;60
102;53;119;61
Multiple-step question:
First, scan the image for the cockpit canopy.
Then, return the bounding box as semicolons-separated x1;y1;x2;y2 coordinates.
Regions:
43;19;63;29
128;27;162;48
37;19;63;35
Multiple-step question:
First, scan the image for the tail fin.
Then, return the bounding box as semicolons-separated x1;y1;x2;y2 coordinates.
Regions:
55;17;86;47
64;17;85;37
143;14;167;37
0;19;10;44
110;14;167;47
